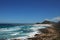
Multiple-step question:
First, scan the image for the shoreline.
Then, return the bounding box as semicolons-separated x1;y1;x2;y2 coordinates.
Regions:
8;24;54;40
0;22;60;40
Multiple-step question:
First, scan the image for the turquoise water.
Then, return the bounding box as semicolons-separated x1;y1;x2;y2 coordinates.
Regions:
0;24;46;40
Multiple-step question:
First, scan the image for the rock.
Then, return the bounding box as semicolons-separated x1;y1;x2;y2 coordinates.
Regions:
11;39;21;40
28;27;58;40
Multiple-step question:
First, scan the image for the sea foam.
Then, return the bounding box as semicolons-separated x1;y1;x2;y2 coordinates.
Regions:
0;24;48;40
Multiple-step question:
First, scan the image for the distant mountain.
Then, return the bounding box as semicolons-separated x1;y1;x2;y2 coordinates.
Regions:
41;20;56;24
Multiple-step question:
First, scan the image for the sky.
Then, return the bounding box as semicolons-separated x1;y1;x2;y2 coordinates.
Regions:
0;0;60;23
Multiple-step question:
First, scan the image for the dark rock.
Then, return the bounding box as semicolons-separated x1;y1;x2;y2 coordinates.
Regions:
11;39;21;40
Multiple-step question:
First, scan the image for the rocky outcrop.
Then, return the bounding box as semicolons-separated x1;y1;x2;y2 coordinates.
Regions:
11;39;21;40
28;27;59;40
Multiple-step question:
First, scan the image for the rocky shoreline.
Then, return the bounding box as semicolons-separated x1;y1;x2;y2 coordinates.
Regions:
10;23;60;40
27;21;60;40
0;21;60;40
28;27;58;40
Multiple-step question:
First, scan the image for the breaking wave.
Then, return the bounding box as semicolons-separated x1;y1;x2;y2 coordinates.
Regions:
0;25;47;40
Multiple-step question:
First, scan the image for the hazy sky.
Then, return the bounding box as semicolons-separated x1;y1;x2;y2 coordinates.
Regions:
0;0;60;23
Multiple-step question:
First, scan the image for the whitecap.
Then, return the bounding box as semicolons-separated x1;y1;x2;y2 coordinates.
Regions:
10;32;20;36
0;26;21;32
30;26;46;31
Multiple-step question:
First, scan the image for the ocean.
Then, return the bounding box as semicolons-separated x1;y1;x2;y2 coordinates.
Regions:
0;24;46;40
